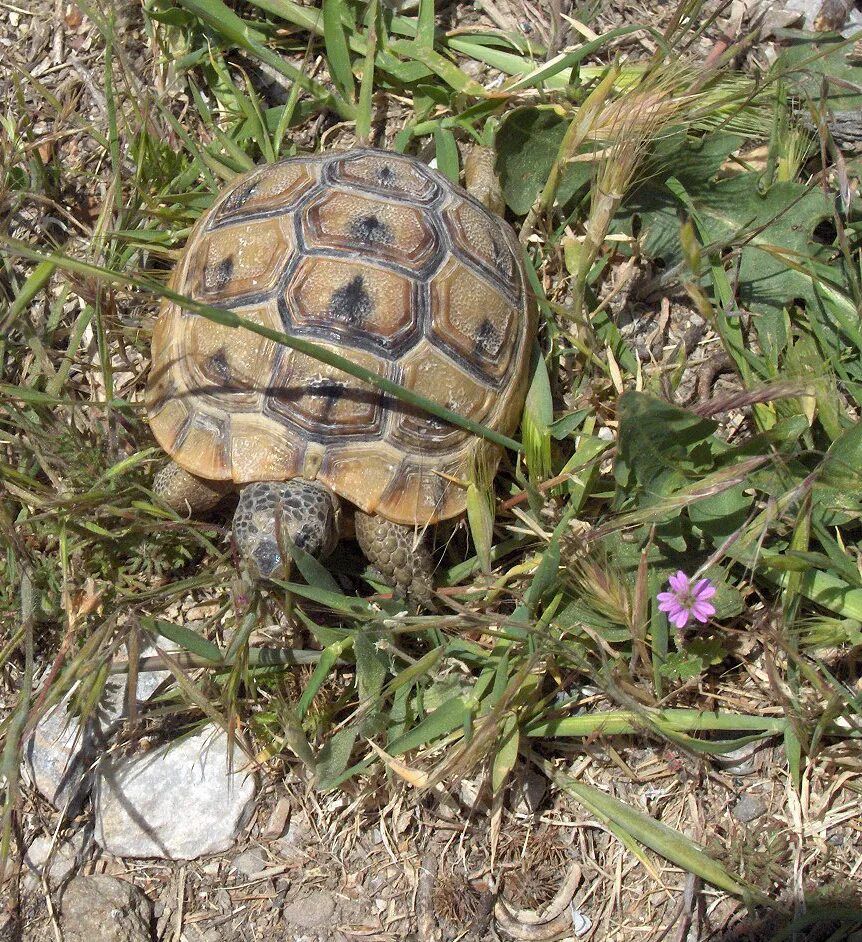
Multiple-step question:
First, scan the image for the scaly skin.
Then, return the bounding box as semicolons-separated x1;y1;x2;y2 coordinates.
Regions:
153;461;230;514
232;480;340;579
354;510;434;606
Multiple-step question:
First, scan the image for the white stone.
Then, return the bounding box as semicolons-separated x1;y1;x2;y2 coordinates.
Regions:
24;642;175;812
24;700;97;812
94;728;256;859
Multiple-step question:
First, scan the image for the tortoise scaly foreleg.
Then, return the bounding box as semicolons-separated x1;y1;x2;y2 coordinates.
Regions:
354;511;434;607
464;146;505;215
232;480;340;580
153;461;230;514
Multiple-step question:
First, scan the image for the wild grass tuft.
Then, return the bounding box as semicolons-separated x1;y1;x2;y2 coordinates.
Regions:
1;0;861;926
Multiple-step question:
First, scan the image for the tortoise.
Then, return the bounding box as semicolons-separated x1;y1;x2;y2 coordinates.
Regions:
147;147;534;602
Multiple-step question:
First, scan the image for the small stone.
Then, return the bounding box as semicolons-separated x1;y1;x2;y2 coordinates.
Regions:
731;794;766;823
24;699;98;812
99;638;174;726
232;847;269;877
712;741;765;776
281;889;337;929
509;770;547;815
61;874;153;942
94;728;256;859
262;797;291;840
24;833;81;885
274;811;310;862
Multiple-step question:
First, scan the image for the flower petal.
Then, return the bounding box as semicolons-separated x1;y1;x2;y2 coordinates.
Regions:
656;592;676;604
693;579;717;601
658;598;678;614
668;571;689;593
671;608;690;629
691;601;716;623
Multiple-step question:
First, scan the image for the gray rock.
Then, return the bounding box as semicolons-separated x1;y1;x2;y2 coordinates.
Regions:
94;727;256;859
712;741;766;776
281;889;337;929
274;811;311;863
24;700;98;812
99;639;174;726
232;846;269;877
24;832;82;885
61;874;153;942
24;642;175;812
509;769;547;815
731;794;767;823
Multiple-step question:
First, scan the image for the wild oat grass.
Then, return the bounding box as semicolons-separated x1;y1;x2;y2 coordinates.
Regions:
2;0;861;936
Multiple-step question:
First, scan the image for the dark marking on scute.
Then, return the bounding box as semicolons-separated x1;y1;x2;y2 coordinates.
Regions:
207;349;231;382
475;318;502;359
349;213;393;246
330;275;373;325
205;255;235;293
491;237;514;279
377;165;397;187
222;179;259;214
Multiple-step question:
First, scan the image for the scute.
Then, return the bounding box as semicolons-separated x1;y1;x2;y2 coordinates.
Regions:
147;149;534;525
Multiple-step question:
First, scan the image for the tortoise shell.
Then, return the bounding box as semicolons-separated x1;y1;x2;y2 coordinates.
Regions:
146;149;534;526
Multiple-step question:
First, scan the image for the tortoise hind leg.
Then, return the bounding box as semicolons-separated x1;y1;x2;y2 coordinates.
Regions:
154;461;230;514
354;511;434;607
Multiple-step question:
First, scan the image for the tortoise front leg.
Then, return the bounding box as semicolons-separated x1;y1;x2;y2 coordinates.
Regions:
153;461;230;514
232;480;340;580
354;511;434;606
464;146;505;215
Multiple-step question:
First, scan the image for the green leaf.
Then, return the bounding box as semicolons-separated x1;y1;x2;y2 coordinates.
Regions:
433;125;459;183
688;483;752;541
621;144;843;316
496;107;593;214
322;0;356;102
616;391;719;498
142;618;222;663
540;758;770;904
354;631;388;735
387;697;467;755
522;347;553;485
491;714;519;793
316;727;359;789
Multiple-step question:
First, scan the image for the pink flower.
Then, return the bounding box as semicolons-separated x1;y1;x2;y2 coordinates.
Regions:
657;571;716;629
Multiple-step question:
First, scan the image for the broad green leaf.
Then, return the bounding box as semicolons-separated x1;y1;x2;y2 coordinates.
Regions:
354;631;388;735
616;391;719;498
143;618;222;663
496;107;593;214
316;727;359;789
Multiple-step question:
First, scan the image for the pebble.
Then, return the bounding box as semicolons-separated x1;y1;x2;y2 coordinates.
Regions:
232;846;270;877
24;832;83;886
731;794;767;823
60;874;153;942
262;796;291;840
281;889;337;929
712;741;765;776
94;727;256;859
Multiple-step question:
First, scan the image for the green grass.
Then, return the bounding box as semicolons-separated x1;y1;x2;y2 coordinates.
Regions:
2;0;862;927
